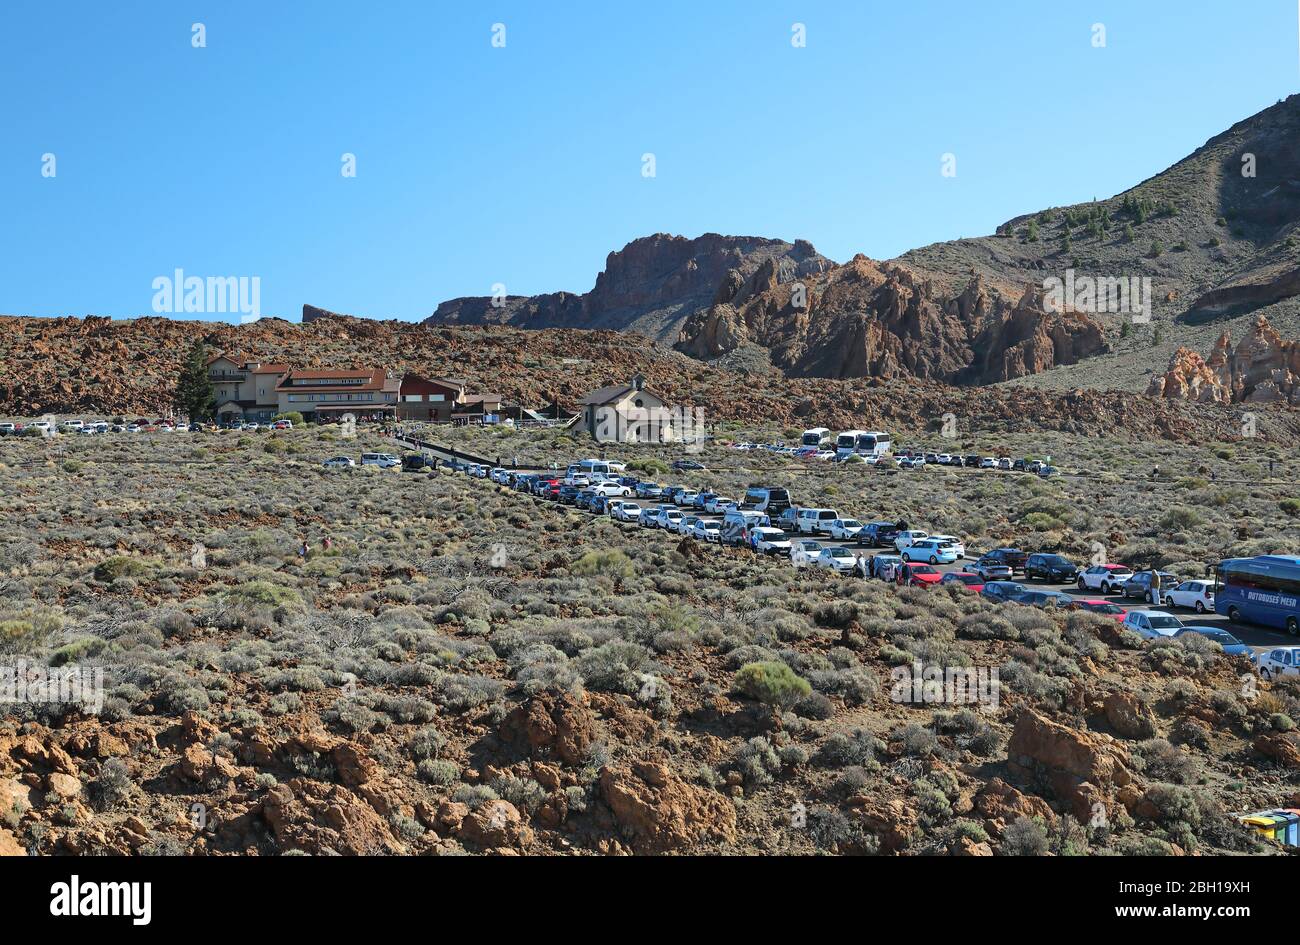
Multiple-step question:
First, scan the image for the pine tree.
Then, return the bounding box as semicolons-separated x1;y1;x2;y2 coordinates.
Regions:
175;341;216;422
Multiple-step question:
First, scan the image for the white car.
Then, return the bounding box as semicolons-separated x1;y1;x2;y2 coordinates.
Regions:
593;481;633;498
1160;580;1215;614
813;450;836;461
677;515;702;535
1256;647;1300;681
59;420;84;432
790;539;824;567
894;530;930;552
997;458;1012;470
613;502;643;523
490;468;509;483
361;453;400;468
677;490;701;507
1077;564;1136;594
31;421;53;434
828;519;864;540
638;507;660;528
691;519;721;542
704;496;736;514
656;508;685;531
929;534;966;558
936;454;952;465
607;499;629;518
1121;610;1184;639
817;547;860;572
323;456;355;468
752;527;792;556
0;423;14;434
978;457;996;469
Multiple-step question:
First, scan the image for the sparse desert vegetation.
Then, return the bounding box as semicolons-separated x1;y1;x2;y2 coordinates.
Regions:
1;423;1297;856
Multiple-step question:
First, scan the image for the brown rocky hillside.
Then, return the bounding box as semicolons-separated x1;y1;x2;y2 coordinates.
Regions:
1;310;1296;445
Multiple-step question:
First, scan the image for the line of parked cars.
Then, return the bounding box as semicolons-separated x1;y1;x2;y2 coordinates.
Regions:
729;439;1061;477
442;452;1255;656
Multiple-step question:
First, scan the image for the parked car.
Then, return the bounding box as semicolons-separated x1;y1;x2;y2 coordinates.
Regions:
752;528;793;556
676;490;701;507
789;539;824;567
1038;465;1060;478
1174;626;1248;656
899;562;943;587
928;534;966;558
558;486;583;505
704;495;736;514
1161;579;1215;614
970;556;1013;581
401;454;434;471
635;482;664;499
1068;599;1126;620
661;486;686;504
894;529;930;552
1012;459;1027;472
1025;553;1080;583
1120;570;1180;602
677;515;702;535
816;547;860;573
1121;609;1184;639
1254;647;1300;680
939;572;985;593
978;457;996;469
828;519;864;540
323;456;355;468
637;507;661;528
902;539;960;565
593;481;633;497
671;460;707;471
360;452;401;468
980;581;1028;603
997;457;1012;471
856;522;900;548
690;519;721;542
1016;590;1076;608
796;508;838;535
1077;564;1135;594
656;508;685;531
982;548;1028;573
692;491;716;510
613;502;643;522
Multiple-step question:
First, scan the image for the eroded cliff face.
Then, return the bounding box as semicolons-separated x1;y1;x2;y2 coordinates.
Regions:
676;256;1108;385
1148;315;1300;404
425;233;833;343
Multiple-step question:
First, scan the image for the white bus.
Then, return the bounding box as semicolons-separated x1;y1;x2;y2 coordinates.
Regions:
835;429;867;458
855;431;891;458
801;427;832;448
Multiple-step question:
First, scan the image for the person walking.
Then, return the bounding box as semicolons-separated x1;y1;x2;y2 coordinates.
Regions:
1149;567;1163;606
867;553;876;580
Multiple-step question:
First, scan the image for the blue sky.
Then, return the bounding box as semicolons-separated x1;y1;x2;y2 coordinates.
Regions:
2;0;1297;321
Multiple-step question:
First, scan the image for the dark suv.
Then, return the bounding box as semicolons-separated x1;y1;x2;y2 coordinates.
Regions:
857;522;900;548
983;548;1028;572
964;455;982;467
980;581;1029;603
1025;553;1080;583
1121;570;1179;601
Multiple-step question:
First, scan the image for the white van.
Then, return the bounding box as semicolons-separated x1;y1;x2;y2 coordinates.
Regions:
797;508;839;535
361;452;400;468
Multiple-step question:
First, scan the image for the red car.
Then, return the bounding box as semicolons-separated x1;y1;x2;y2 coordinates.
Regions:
1069;598;1127;621
940;571;985;593
900;562;943;587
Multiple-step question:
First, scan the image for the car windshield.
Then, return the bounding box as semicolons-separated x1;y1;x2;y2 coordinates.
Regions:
1197;630;1236;644
951;574;979;584
1148;616;1182;629
1044;555;1070;565
911;565;938;574
1090;603;1123;614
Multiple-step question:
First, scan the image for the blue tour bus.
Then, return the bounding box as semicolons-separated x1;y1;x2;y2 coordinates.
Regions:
1215;555;1300;636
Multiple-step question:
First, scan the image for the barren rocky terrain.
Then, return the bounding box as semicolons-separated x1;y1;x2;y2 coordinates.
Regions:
1;425;1299;855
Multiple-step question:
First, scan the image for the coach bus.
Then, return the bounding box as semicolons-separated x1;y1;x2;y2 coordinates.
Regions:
1216;555;1300;636
801;427;832;448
